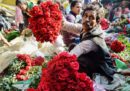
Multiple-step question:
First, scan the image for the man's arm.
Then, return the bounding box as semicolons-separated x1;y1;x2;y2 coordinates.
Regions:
62;16;82;35
70;40;97;57
0;32;11;46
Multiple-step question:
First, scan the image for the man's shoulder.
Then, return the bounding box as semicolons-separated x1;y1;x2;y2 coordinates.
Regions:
66;13;75;18
66;14;75;23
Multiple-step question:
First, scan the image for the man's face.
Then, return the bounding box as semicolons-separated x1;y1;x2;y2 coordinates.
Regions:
71;3;82;15
82;10;97;32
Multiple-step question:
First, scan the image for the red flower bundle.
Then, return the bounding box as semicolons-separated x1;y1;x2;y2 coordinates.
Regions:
16;54;32;80
31;56;44;66
100;18;109;30
28;1;62;43
110;40;126;53
27;52;94;91
111;53;127;62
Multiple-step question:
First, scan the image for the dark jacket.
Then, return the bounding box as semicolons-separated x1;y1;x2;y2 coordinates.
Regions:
78;32;115;81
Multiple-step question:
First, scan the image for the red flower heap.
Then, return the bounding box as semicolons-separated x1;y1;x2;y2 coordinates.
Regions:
31;56;44;66
110;40;126;53
16;54;32;80
100;18;109;30
111;53;126;62
28;52;94;91
28;1;62;43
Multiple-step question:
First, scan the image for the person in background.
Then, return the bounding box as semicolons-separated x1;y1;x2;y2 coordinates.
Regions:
66;0;82;23
62;1;81;47
16;0;33;29
15;0;24;32
113;7;122;21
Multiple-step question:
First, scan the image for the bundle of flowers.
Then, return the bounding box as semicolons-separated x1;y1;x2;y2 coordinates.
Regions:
110;40;126;53
16;54;32;81
100;18;109;30
27;52;94;91
117;34;130;62
0;54;45;91
111;53;127;63
28;1;62;43
31;56;44;66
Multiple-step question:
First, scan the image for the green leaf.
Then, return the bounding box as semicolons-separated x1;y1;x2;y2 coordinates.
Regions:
115;59;128;70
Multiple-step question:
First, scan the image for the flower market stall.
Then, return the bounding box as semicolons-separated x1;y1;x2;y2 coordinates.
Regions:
0;0;130;91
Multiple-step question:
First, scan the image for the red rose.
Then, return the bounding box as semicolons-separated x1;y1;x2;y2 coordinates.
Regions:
58;69;69;80
16;74;21;79
70;62;79;71
110;40;126;53
19;69;27;75
28;1;62;43
31;52;93;91
29;6;43;17
100;18;109;30
50;4;59;11
25;66;31;70
79;82;86;88
32;56;44;66
17;54;26;60
27;88;36;91
22;76;28;80
78;73;88;81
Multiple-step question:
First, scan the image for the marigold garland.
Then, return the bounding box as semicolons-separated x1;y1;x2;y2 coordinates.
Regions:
28;1;62;43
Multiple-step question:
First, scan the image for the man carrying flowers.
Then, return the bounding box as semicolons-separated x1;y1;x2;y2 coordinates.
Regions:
69;3;116;82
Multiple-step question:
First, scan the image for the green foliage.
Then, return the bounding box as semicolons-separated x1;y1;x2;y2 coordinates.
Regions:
27;66;42;88
5;31;20;42
0;58;25;91
118;35;130;62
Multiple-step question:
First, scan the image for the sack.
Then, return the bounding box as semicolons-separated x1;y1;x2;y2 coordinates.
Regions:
93;73;125;91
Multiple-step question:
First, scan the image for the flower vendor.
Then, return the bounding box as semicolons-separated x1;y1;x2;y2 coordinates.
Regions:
68;3;116;81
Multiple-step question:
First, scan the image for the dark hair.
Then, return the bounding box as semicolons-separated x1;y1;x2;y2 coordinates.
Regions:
16;0;26;6
16;0;22;6
82;3;104;23
37;0;43;5
70;1;80;9
82;5;96;16
69;0;73;3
